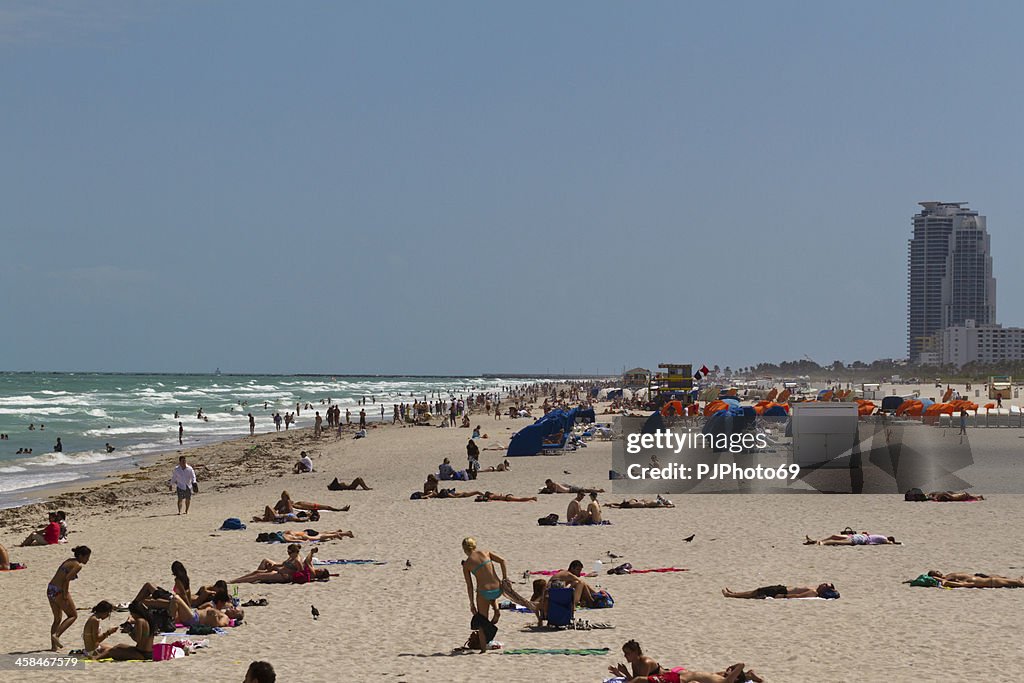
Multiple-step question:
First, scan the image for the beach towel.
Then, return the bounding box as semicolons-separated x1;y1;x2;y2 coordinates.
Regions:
0;563;26;571
607;566;688;575
503;648;609;656
530;570;598;577
557;521;612;526
312;559;387;566
219;518;246;530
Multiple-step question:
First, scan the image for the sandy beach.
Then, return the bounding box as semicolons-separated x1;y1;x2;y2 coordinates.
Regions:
2;386;1024;682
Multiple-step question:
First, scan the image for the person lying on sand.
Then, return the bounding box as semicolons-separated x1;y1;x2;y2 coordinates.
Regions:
479;460;511;472
608;639;764;683
475;492;538;502
606;497;674;509
539;479;604;494
415;488;483;499
279;529;354;542
923;570;1024;588
252;506;320;523
327;477;372;491
928;491;984;501
274;491;350;513
804;533;900;546
167;591;244;627
722;583;839;599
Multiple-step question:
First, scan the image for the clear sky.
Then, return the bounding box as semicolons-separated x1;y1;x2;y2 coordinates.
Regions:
4;1;1023;375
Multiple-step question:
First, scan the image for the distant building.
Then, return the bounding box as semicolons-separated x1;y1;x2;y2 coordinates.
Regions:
907;202;996;363
622;367;650;388
941;320;1024;367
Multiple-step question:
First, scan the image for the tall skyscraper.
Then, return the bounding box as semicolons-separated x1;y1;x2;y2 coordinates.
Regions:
907;202;996;363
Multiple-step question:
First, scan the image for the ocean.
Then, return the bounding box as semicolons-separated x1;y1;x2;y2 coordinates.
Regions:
0;372;529;508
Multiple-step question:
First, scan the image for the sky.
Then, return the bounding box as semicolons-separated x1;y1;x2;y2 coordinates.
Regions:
3;1;1024;376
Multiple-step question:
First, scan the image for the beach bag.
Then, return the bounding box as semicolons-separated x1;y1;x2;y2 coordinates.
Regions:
537;513;559;526
220;518;246;531
904;488;927;502
909;574;941;587
153;642;186;661
465;631;482;650
192;481;199;494
186;624;216;636
591;590;614;609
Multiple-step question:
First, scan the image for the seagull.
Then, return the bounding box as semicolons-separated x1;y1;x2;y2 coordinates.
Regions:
311;605;320;620
563;470;571;474
405;559;412;570
683;534;695;543
607;551;622;559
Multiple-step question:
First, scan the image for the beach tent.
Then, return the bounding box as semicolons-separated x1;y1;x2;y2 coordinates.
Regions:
507;408;578;456
660;400;685;417
762;404;789;417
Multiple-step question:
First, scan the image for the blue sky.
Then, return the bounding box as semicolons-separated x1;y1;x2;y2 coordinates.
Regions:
3;1;1023;375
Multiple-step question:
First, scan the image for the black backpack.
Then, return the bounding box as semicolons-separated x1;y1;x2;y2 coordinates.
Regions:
537;513;559;526
904;488;927;502
149;608;176;634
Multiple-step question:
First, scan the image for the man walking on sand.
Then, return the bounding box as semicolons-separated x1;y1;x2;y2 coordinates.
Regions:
170;455;197;515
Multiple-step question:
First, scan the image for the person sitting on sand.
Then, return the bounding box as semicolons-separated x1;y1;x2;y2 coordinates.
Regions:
82;601;119;659
573;492;602;525
167;591;245;627
923;570;1024;588
327;477;372;491
927;491;984;501
553;560;598;607
104;602;154;661
722;583;839;599
606;497;675;509
274;491;350;513
540;480;605;494
293;452;314;474
475;491;538;502
566;492;586;524
134;560;196;609
804;533;900;546
461;537;508;653
22;512;62;546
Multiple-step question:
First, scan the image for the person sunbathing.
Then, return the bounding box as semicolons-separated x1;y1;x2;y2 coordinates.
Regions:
925;570;1024;588
327;477;372;491
606;497;675;508
418;488;483;499
608;640;763;683
82;601;119;660
167;591;245;627
804;533;899;546
252;506;320;523
540;479;604;494
722;583;839;599
232;545;307;583
928;491;984;501
0;542;15;570
480;460;512;472
278;528;354;542
274;491;349;513
475;492;538;502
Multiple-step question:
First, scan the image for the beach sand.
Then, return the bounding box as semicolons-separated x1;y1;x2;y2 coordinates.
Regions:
2;393;1024;682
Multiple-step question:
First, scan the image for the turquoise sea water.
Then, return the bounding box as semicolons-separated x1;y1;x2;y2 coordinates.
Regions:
0;373;528;507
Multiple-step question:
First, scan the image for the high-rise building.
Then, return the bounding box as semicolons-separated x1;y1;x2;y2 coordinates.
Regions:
907;202;996;363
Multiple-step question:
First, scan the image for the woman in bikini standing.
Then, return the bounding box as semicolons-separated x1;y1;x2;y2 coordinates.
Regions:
46;545;91;650
461;537;508;652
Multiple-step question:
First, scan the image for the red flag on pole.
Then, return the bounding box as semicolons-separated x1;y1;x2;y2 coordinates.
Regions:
700;365;710;376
